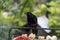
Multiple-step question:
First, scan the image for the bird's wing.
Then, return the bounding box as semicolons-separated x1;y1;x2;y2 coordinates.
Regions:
37;16;51;33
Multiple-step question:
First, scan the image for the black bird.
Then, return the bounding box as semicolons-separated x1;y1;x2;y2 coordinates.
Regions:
23;12;38;35
23;12;50;37
13;12;38;37
13;12;51;37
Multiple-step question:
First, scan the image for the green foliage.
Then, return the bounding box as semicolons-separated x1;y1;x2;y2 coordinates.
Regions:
48;1;60;28
0;0;36;40
48;1;60;37
33;4;47;17
0;0;60;40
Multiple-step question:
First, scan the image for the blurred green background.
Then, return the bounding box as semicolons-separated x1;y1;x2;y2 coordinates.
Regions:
0;0;60;40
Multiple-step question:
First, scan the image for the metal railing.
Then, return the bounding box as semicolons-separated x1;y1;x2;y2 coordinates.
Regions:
8;27;60;40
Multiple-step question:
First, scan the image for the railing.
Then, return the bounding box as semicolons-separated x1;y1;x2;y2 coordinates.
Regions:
8;27;60;40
